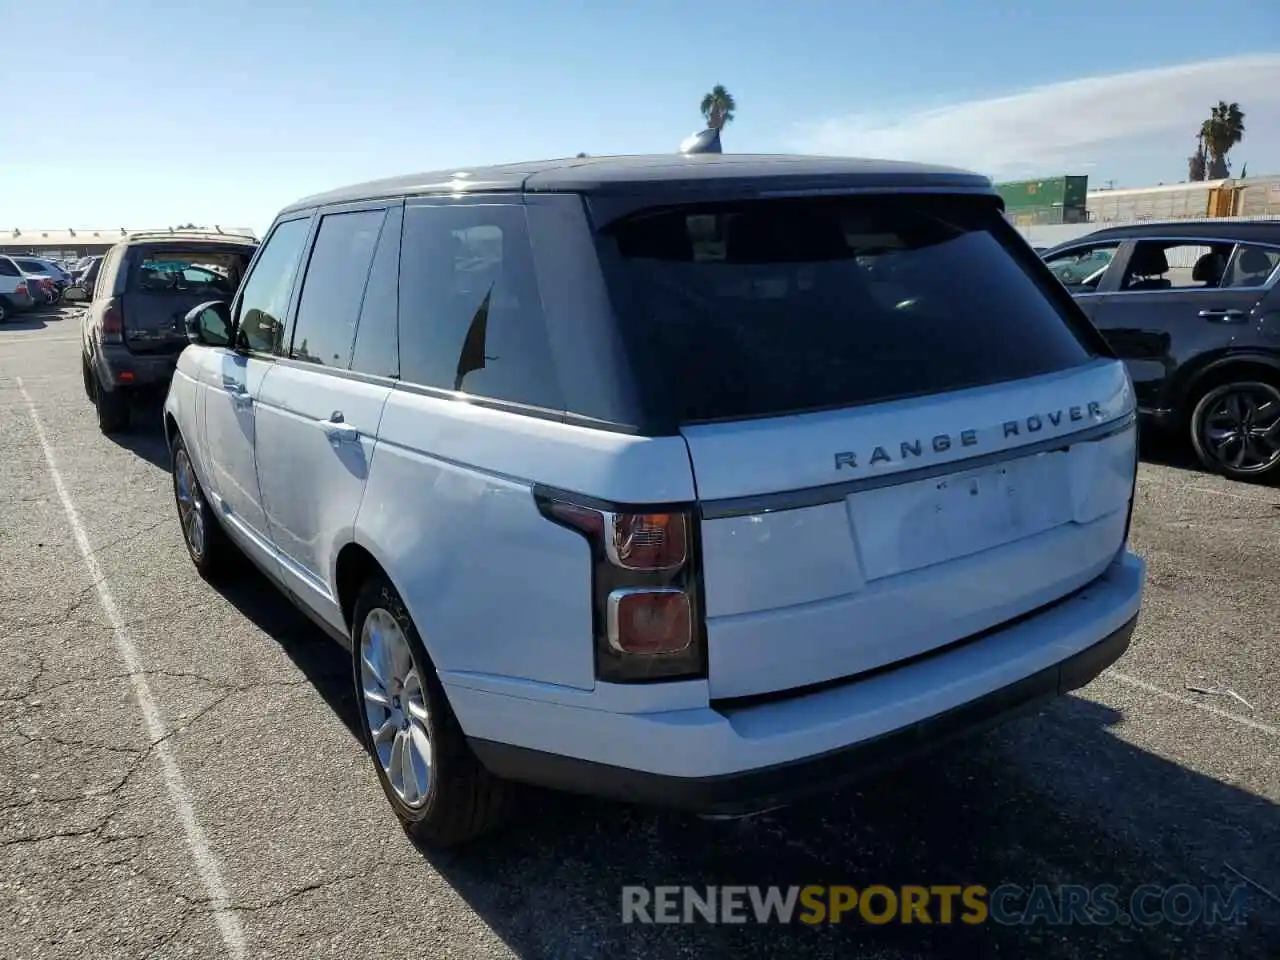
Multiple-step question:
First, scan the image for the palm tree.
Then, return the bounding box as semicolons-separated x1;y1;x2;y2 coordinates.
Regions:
699;85;737;131
1200;101;1245;179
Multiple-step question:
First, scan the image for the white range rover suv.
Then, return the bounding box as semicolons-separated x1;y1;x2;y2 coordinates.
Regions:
164;155;1145;846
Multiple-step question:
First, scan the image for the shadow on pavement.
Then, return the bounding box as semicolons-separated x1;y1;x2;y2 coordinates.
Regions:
174;427;1276;958
0;315;49;332
421;700;1278;960
212;563;362;742
106;399;172;470
204;561;1280;958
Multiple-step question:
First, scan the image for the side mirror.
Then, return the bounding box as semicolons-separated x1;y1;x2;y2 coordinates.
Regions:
184;300;232;347
62;284;89;302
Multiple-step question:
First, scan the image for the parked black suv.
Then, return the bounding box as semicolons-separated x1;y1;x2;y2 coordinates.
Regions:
80;230;258;433
1043;221;1280;480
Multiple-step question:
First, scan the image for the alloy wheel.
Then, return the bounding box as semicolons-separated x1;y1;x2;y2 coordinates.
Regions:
173;449;207;558
1196;382;1280;475
359;609;432;809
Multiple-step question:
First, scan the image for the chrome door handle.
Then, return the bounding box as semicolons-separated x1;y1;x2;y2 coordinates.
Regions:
1199;308;1247;323
321;412;360;446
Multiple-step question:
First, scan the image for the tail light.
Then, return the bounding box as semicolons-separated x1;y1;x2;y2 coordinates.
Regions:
536;487;705;683
102;298;123;343
15;283;27;297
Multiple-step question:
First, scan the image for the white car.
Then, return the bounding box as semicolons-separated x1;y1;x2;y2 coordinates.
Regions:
164;155;1145;846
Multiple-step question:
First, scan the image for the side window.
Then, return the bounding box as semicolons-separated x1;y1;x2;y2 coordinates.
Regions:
398;203;561;409
1121;241;1235;291
290;209;385;367
350;205;402;378
234;217;311;354
1221;244;1280;289
1043;243;1119;290
0;258;17;277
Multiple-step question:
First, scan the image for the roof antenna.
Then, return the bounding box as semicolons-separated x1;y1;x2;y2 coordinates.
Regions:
679;127;722;155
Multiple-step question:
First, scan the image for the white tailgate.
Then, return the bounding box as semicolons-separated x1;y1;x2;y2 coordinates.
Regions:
683;358;1137;699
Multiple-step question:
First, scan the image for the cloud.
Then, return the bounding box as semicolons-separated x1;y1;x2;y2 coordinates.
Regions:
792;54;1280;183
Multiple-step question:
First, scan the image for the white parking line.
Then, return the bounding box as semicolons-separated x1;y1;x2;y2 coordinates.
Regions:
1103;669;1280;738
17;378;247;960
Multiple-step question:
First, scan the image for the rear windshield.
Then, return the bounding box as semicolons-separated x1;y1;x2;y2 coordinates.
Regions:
13;259;47;273
599;195;1095;424
129;248;254;296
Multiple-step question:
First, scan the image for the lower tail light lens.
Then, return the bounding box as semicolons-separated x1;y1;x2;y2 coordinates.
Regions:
607;588;692;655
15;283;27;296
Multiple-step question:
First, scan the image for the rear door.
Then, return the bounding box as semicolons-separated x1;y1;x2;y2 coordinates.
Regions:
119;243;256;354
600;193;1137;699
253;202;398;633
1090;238;1268;412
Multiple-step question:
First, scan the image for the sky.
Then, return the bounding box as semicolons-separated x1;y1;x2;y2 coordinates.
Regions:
2;0;1278;235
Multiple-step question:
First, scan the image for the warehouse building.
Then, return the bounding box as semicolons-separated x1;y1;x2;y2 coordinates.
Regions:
1;226;256;260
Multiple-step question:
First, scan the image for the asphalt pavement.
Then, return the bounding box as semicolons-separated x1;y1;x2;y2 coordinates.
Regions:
1;307;1276;959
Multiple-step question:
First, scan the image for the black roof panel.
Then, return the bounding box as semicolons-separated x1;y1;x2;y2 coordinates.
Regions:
280;154;993;214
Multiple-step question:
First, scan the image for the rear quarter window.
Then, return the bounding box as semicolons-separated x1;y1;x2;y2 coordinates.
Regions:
599;194;1097;425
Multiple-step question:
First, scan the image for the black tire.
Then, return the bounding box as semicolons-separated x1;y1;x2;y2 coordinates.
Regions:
1189;379;1280;482
170;434;234;580
0;299;10;323
351;574;511;847
93;374;130;434
81;355;94;400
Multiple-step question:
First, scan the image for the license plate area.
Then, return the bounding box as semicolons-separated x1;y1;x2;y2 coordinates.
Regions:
847;453;1071;581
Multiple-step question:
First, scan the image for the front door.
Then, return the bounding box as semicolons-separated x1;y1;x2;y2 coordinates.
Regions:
253;204;398;634
198;215;314;568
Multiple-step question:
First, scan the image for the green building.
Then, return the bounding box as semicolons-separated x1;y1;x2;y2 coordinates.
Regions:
995;176;1090;226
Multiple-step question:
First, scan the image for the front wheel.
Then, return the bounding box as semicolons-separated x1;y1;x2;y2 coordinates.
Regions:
352;574;511;847
171;435;234;579
1189;380;1280;481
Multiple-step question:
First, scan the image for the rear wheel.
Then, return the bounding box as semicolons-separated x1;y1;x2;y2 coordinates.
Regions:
1189;379;1280;481
92;373;130;434
352;574;511;847
0;299;9;323
81;355;94;399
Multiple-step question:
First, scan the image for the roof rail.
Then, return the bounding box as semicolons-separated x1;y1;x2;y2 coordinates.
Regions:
120;228;258;243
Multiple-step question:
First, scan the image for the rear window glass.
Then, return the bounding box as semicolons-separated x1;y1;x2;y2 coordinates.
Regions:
14;259;46;272
131;249;253;296
601;195;1095;424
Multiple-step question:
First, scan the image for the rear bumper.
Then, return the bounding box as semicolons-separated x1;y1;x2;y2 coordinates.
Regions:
95;345;180;392
455;551;1144;813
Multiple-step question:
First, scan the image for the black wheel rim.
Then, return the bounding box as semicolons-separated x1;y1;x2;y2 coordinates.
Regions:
1199;383;1280;474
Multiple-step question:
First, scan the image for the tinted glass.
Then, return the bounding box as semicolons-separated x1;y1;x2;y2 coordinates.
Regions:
1043;244;1119;288
399;203;561;408
350;205;402;378
14;259;47;273
131;249;249;297
1222;244;1280;289
1120;241;1235;291
291;209;385;367
0;259;17;277
601;195;1094;424
235;217;311;353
